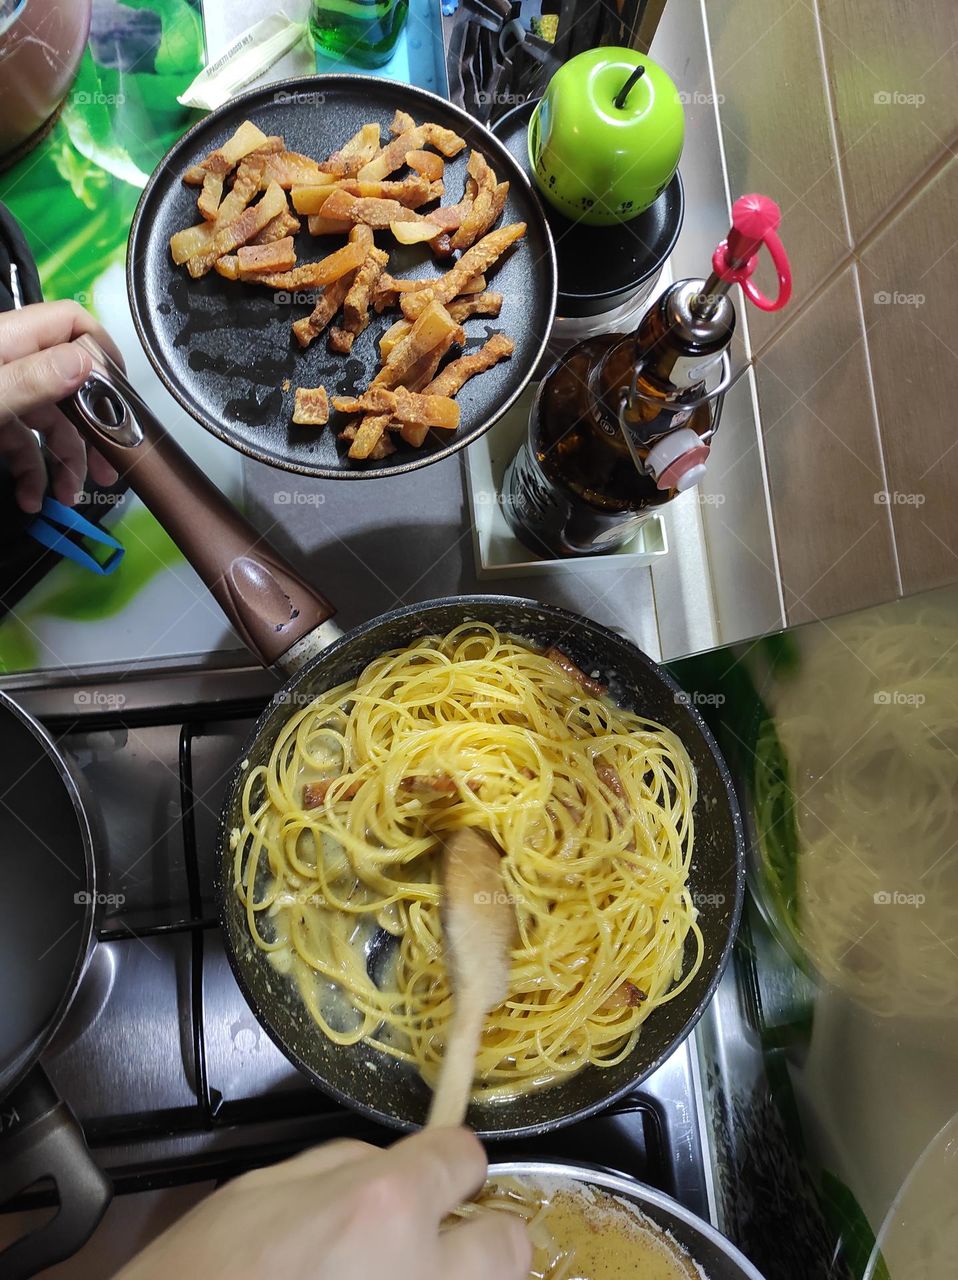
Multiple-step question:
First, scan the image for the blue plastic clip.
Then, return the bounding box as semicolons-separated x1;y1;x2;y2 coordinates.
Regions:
26;497;124;576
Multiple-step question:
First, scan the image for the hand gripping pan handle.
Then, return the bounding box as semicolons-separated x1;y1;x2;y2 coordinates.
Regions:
59;336;338;671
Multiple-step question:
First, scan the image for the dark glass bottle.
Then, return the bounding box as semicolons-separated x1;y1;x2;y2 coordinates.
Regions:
504;280;734;558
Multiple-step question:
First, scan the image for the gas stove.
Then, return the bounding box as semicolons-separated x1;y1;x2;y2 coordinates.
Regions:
6;664;714;1218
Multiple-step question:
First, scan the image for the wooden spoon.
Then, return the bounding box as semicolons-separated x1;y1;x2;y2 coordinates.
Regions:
427;827;516;1128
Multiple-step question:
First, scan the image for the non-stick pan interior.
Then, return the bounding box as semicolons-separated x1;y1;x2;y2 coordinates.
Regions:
218;598;744;1138
127;76;556;479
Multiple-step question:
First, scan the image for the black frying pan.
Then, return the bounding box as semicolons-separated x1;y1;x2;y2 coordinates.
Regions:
57;339;743;1142
217;596;745;1139
126;74;557;479
0;693;111;1278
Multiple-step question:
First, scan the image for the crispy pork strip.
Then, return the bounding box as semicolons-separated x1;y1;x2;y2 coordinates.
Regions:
329;327;354;354
319;122;381;177
543;646;607;696
183;120;270;183
332;387;460;431
601;981;647;1010
372;270;486;312
447;291;503;322
450;150;499;250
379;318;411;358
238;238;369;289
346;413;393;460
339;422;397;459
453;177;510;250
237;236;296;275
320;189;433;229
373;301;458;389
422;332;515;398
403;328;461;392
197;172;224;220
342;246;389;335
357;123;466;182
406;149;444;181
293;174;434;215
307;215;354;236
258;150;333;188
250;207;301;244
292;386;330;426
170;159;267;263
186;182;286;277
291;273;355;348
400;223;526;318
389;109;415;136
302;776;361;805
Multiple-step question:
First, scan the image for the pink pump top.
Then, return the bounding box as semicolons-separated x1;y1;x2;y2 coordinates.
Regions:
712;194;792;312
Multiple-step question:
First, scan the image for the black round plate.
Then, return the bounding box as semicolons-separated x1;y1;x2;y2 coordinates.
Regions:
492;99;683;318
127;75;557;479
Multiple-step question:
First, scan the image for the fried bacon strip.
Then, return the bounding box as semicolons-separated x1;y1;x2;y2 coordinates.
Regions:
345;413;393;460
292;386;330;426
302;776;361;806
331;387;460;431
183;120;270;183
339;421;397;460
319;122;380;177
447;291;503;322
406;149;444;181
236;236;296;275
197;172;224;220
373;301;458;390
450;150;502;250
258;150;333;188
424;333;514;398
186;182;287;277
291;273;355;348
250;207;301;244
543;646;607;697
239;237;369;289
600;981;647;1011
389;109;415;136
400;223;526;318
320;189;440;231
357;123;465;182
341;246;390;338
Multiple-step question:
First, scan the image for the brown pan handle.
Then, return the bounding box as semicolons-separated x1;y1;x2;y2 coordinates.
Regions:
58;336;338;671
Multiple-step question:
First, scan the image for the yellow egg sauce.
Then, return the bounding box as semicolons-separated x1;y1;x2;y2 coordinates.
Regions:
464;1179;705;1280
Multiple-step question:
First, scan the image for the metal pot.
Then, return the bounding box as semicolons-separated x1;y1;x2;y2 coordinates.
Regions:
487;1160;766;1279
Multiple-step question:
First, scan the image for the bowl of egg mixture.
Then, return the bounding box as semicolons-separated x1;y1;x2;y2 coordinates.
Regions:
457;1164;766;1280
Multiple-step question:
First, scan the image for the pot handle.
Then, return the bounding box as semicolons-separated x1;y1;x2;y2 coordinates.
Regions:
58;336;337;671
0;1066;112;1279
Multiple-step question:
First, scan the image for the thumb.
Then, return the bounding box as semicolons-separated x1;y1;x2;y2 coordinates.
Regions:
0;342;93;426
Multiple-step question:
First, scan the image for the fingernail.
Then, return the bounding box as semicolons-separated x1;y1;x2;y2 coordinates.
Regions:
50;344;90;385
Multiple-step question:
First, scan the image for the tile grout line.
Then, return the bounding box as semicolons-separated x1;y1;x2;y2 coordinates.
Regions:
809;0;903;598
751;134;958;367
698;0;787;633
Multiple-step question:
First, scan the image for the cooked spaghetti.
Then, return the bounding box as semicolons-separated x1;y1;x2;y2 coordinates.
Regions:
232;623;701;1099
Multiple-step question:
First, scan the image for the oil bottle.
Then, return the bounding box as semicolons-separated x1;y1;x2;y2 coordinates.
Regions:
503;194;792;558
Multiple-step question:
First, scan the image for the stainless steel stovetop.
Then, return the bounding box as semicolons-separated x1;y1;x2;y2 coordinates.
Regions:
7;663;714;1219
